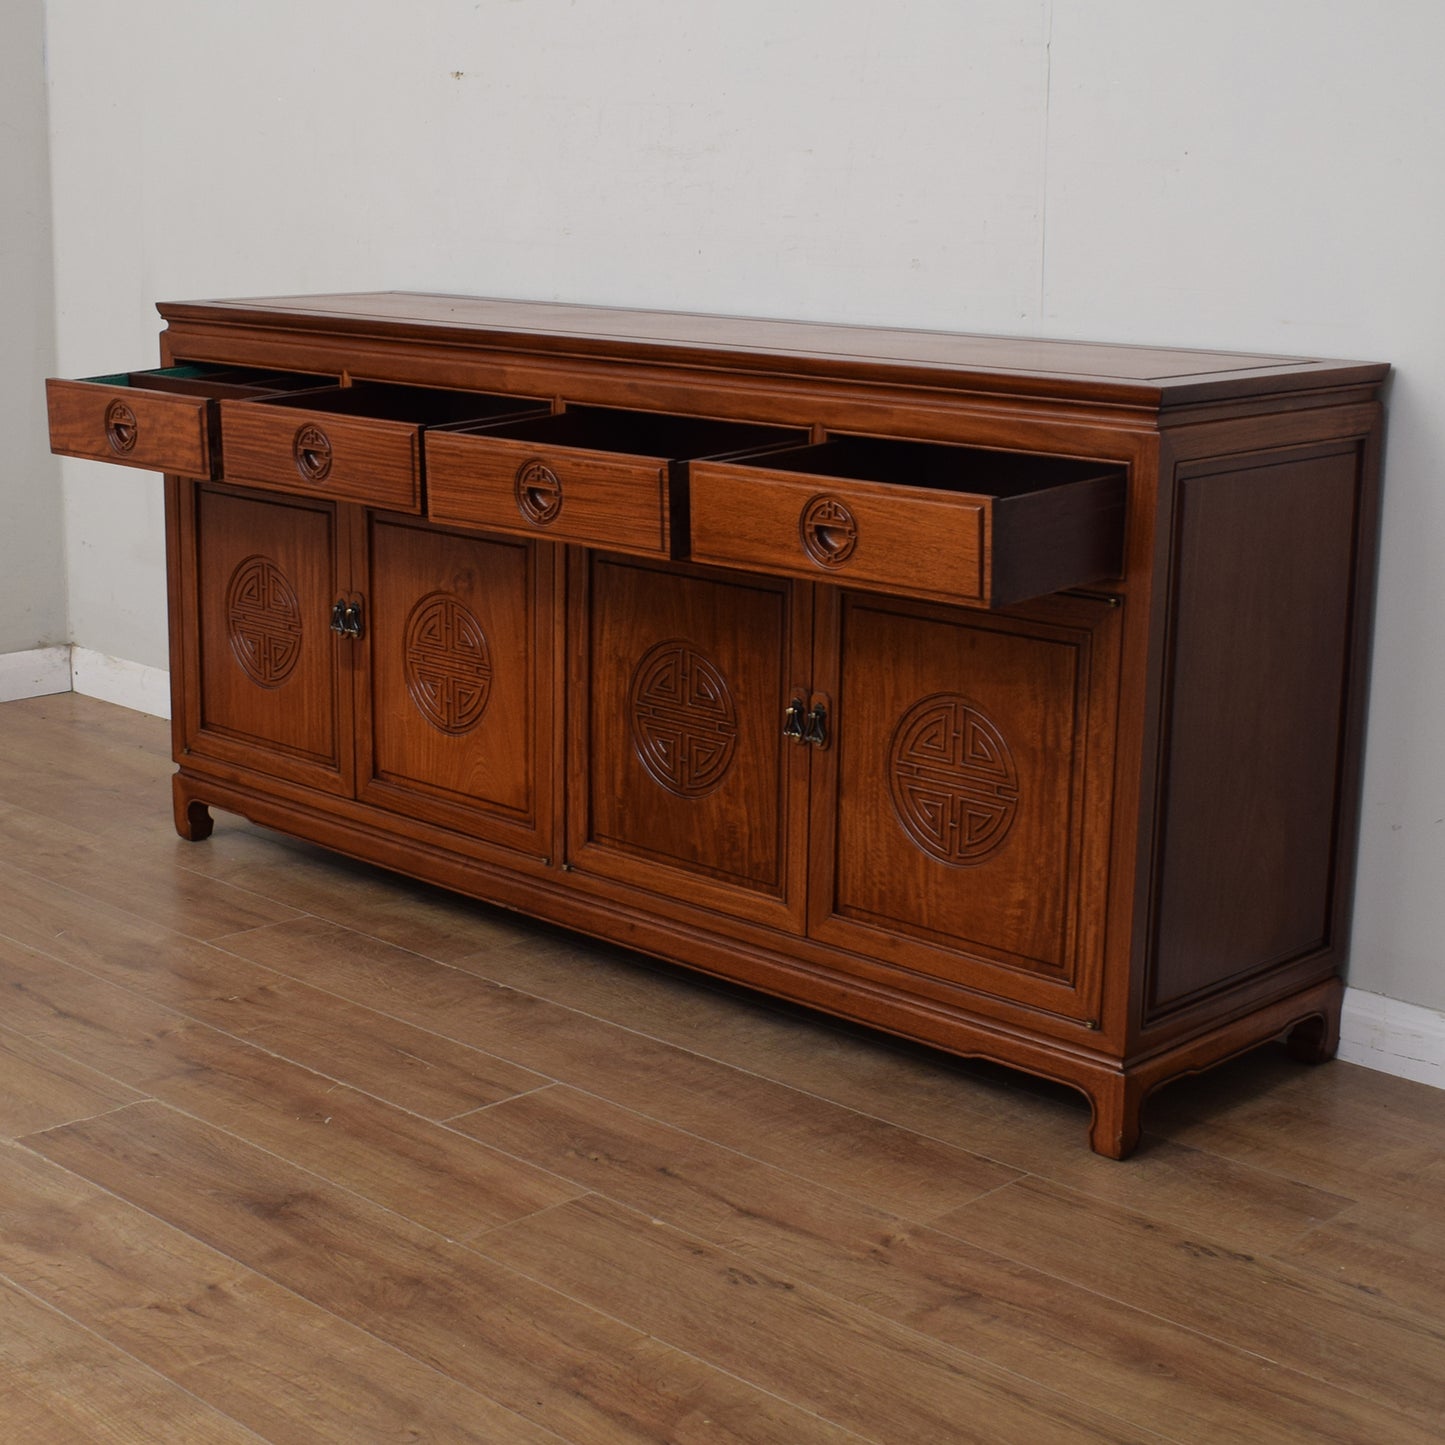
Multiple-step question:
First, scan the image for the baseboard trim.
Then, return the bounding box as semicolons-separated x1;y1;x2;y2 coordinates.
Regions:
1340;987;1445;1089
0;645;73;703
69;646;171;720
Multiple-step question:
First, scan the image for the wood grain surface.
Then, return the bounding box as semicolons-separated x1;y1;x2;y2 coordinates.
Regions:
113;291;1388;1162
159;290;1388;405
2;691;1441;1443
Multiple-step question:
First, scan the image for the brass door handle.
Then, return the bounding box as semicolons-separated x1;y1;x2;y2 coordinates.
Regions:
330;598;364;640
802;701;828;749
782;698;806;743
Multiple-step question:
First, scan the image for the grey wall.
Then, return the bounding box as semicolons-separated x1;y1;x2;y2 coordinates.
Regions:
0;0;66;656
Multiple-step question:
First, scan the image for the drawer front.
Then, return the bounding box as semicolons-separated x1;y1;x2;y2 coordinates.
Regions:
220;401;422;512
689;462;986;602
426;432;673;556
46;377;213;478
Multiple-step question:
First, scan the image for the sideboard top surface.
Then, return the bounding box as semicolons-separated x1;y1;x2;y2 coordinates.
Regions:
158;291;1388;410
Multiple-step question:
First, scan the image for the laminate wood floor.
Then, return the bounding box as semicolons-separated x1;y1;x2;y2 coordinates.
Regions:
1;692;1442;1443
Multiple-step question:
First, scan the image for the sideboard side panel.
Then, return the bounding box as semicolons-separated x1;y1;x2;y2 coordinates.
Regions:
1146;443;1363;1017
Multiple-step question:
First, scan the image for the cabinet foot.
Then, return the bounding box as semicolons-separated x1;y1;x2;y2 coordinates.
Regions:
1087;1075;1146;1160
173;780;213;842
1285;1006;1341;1064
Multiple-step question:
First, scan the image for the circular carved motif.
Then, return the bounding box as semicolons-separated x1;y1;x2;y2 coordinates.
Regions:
515;459;563;526
629;641;738;798
226;556;303;688
888;695;1019;865
105;399;139;455
293;423;333;482
799;494;859;568
404;592;493;735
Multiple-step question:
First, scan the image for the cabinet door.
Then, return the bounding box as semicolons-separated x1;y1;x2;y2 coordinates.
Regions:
568;553;810;930
353;516;554;858
808;590;1120;1023
181;484;352;794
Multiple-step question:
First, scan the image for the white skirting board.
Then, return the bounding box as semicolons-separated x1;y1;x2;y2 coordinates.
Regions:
0;645;71;702
1339;989;1445;1089
7;642;1445;1092
69;645;171;720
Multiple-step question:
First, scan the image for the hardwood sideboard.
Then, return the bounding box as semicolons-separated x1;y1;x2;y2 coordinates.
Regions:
46;293;1388;1156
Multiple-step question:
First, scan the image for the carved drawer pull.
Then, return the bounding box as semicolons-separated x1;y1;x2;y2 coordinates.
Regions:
800;494;858;567
516;458;563;525
105;399;138;455
293;423;333;482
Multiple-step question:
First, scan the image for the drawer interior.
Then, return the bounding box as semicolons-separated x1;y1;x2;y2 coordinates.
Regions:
253;381;546;426
92;363;336;400
722;435;1123;497
444;404;807;460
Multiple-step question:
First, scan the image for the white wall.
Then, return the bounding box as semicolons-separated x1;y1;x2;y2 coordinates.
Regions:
38;1;1445;1013
0;0;66;657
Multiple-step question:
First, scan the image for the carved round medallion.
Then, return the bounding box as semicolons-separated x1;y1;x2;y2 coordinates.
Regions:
293;423;333;482
515;459;563;526
404;592;493;735
799;494;858;568
105;399;139;455
888;695;1019;865
226;556;303;688
629;641;738;798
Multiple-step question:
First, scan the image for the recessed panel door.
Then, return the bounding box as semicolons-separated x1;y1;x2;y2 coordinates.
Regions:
356;516;553;858
809;590;1120;1022
569;553;810;930
184;485;351;794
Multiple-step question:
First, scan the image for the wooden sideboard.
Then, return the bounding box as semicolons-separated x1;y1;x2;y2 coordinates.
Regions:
46;293;1388;1156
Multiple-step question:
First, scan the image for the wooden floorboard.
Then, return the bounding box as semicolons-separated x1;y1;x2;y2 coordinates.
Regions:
451;1083;1436;1445
0;1142;565;1443
0;1275;265;1444
0;931;582;1242
2;691;1444;1443
930;1176;1445;1429
0;1025;143;1139
25;1103;862;1445
217;915;1024;1219
444;928;1365;1253
0;860;550;1119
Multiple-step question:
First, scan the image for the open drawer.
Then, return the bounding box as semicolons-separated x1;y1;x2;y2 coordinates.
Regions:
218;382;549;514
45;364;333;479
426;405;808;557
689;435;1126;607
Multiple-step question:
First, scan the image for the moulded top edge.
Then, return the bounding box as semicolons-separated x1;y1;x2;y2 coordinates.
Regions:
155;291;1391;408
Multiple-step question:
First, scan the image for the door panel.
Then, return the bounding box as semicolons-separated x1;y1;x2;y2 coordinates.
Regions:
809;590;1119;1021
186;486;351;793
356;516;553;857
569;553;810;929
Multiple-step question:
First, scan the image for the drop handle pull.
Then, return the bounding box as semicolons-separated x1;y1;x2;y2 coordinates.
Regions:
782;698;807;743
329;599;365;640
802;701;829;749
